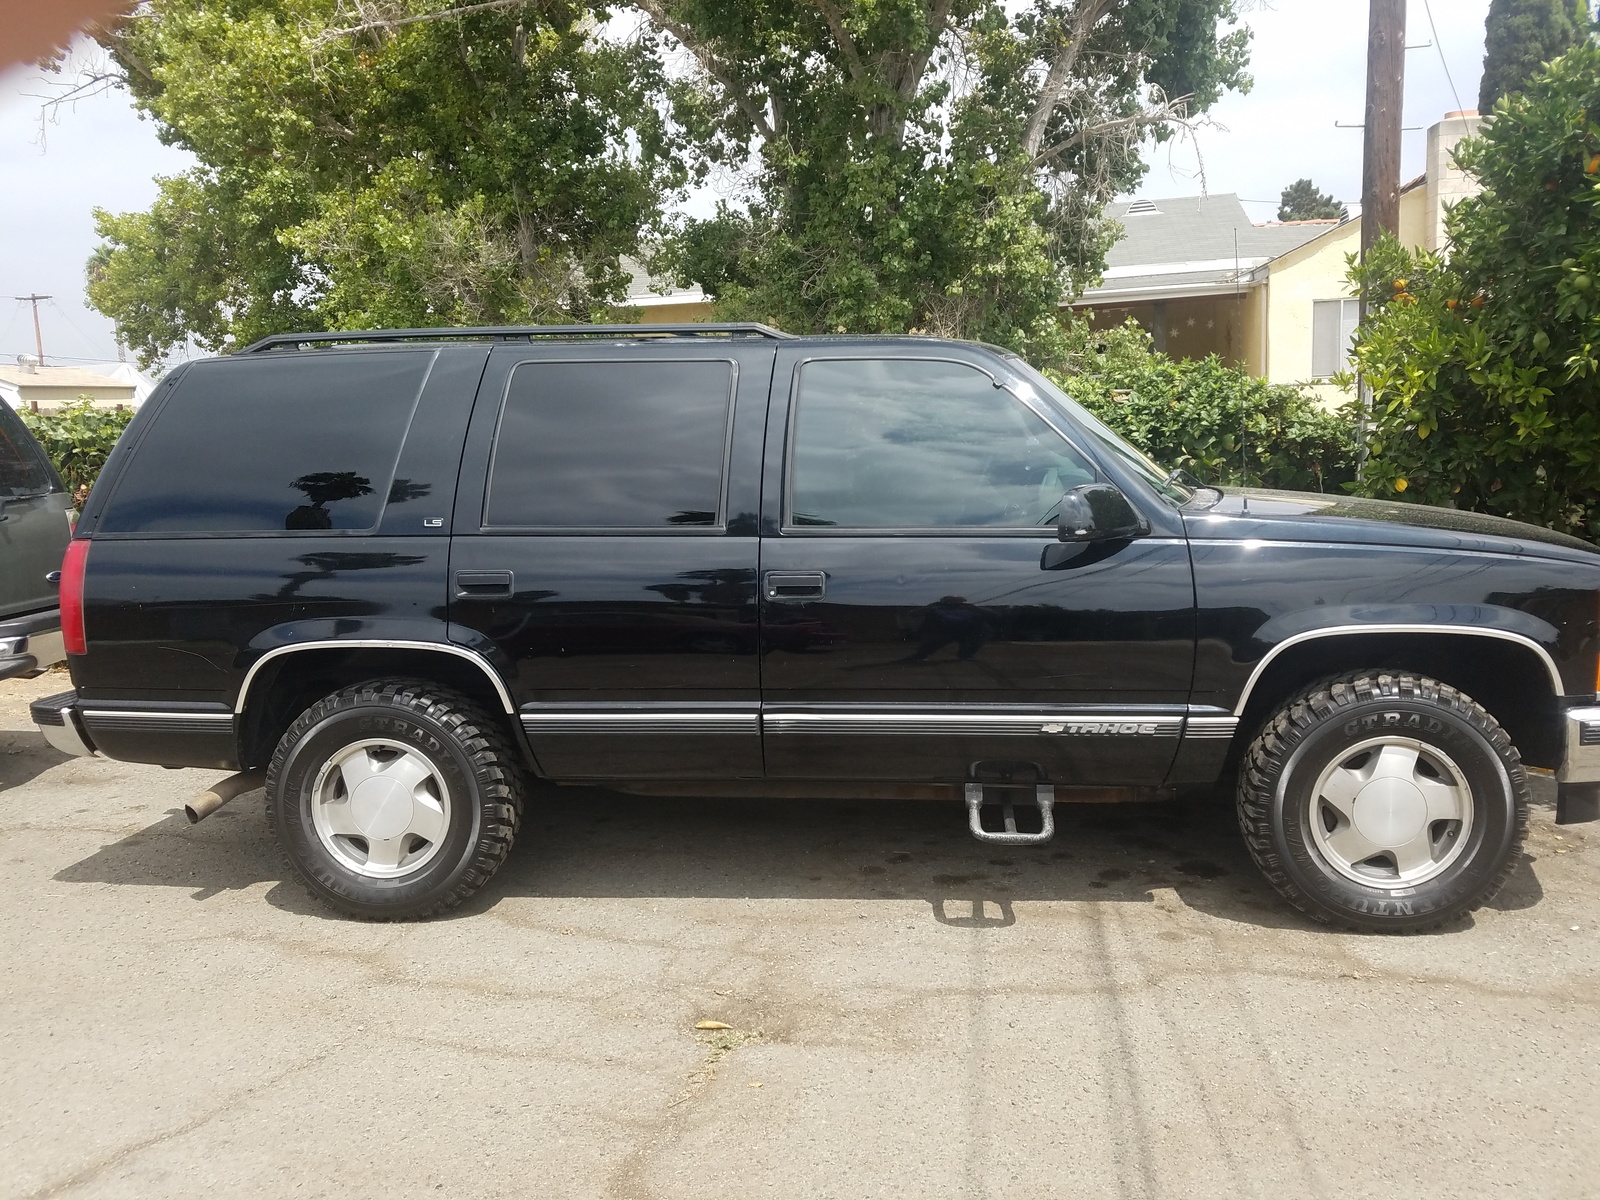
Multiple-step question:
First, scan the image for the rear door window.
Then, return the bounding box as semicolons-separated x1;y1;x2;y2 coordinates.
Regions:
484;360;735;530
0;402;58;497
97;351;433;534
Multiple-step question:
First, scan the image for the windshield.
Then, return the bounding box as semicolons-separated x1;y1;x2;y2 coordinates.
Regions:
999;355;1194;507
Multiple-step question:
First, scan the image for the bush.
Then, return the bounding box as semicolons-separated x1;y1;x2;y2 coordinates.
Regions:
1346;41;1600;537
1048;317;1358;492
21;397;135;499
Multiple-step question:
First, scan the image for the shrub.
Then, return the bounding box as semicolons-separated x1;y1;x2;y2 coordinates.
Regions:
1049;317;1358;492
1346;42;1600;537
21;397;135;499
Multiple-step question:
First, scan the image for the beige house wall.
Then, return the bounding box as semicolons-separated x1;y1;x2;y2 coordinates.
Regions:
4;384;136;413
1258;220;1361;405
1398;185;1429;250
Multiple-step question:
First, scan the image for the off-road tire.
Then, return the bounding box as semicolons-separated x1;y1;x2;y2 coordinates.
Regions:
1237;670;1528;933
266;678;523;920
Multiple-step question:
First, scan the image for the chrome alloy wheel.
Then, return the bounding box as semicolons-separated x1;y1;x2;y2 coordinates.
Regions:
1308;736;1474;887
310;738;452;879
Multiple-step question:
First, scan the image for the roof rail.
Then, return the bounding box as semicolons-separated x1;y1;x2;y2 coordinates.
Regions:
237;322;795;353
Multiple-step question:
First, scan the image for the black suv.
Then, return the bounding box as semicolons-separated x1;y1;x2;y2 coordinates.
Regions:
1;397;70;681
30;323;1600;930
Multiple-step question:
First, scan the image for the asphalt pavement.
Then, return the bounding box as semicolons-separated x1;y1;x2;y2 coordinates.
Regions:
2;671;1597;1199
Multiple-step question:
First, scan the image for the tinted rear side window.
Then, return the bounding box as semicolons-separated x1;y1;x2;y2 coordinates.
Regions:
0;401;57;496
485;360;734;529
98;351;433;534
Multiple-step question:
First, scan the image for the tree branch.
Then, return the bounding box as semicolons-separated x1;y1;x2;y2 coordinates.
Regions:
311;0;533;46
1021;0;1113;159
896;0;954;104
1030;94;1194;167
635;0;776;142
811;0;867;83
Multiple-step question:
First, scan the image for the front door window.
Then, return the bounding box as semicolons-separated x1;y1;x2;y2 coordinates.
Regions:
787;359;1096;531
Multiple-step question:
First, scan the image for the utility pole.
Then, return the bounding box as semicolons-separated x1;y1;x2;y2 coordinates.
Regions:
13;294;51;365
1357;0;1405;481
1361;0;1406;258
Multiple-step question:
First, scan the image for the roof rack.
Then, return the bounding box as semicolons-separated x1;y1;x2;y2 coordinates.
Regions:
237;322;795;354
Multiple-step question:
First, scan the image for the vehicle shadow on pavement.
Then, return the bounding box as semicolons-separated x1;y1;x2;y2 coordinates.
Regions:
51;783;1548;932
0;732;70;792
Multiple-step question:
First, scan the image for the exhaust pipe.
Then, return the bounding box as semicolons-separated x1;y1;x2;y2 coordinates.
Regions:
185;770;266;824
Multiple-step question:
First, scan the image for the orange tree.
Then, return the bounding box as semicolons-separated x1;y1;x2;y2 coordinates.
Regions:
1346;40;1600;537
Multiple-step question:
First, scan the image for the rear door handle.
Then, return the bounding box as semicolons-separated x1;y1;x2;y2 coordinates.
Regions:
764;571;826;602
454;570;514;597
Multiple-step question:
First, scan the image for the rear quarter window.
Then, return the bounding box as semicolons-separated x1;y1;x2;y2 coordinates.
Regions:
97;351;434;534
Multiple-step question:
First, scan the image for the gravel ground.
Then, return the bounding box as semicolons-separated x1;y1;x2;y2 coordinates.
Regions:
2;671;1598;1200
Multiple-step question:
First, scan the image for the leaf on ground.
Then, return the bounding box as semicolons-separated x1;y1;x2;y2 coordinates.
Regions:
695;1020;732;1030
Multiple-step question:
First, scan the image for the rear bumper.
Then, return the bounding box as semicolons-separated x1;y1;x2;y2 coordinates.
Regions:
0;608;64;682
29;689;96;758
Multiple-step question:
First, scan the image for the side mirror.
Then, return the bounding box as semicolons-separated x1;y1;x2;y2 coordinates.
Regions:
1057;483;1149;543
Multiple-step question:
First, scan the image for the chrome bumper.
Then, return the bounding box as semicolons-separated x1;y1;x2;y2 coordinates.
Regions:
1557;706;1600;784
0;609;64;681
29;690;96;758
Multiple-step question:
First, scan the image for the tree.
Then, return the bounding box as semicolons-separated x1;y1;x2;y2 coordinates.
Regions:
1479;0;1590;112
1347;41;1600;537
641;0;1251;361
79;1;692;366
1277;178;1346;222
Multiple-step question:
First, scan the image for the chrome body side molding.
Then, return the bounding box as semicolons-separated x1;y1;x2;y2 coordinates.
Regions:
235;639;516;715
762;706;1185;738
520;703;759;735
1231;624;1565;716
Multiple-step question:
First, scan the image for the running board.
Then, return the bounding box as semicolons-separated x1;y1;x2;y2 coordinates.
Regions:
965;782;1056;846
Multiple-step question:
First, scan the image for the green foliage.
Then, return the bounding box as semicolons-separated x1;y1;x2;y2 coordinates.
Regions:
82;0;691;366
1051;317;1357;491
1347;41;1600;536
647;0;1251;363
20;398;135;496
1479;0;1590;111
1277;178;1346;222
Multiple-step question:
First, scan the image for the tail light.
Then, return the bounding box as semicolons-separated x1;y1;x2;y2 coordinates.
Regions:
60;538;90;656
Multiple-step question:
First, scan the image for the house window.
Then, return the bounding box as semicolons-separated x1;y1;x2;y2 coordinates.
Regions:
1312;299;1360;378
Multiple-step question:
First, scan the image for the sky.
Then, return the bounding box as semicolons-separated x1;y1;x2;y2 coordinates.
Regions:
0;0;1494;369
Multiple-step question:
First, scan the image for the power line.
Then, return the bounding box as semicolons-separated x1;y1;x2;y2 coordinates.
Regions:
44;298;109;358
1421;0;1466;116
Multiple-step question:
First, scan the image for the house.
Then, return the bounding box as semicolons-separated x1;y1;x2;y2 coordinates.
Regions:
621;260;710;323
611;110;1483;402
1073;110;1483;403
0;359;140;413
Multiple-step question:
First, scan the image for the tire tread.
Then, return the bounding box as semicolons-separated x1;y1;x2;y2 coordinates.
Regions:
264;678;523;920
1236;670;1530;933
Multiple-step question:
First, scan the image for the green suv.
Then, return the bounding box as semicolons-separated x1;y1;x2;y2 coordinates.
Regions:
0;399;70;680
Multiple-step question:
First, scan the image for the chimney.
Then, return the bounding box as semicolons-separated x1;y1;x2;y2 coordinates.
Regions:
1425;110;1483;253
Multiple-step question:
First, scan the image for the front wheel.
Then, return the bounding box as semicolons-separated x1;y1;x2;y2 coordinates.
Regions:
266;679;524;920
1237;671;1529;932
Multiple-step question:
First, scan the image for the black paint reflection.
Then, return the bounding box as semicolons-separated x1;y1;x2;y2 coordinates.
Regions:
286;472;374;531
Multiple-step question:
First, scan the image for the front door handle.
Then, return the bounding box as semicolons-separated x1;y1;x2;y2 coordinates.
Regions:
455;570;514;598
764;571;826;603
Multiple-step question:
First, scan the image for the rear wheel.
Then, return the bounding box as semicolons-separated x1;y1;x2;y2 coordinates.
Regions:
1237;671;1528;932
266;679;523;920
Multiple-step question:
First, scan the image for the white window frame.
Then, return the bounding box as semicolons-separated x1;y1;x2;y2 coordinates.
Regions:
1311;298;1360;379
